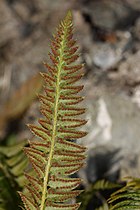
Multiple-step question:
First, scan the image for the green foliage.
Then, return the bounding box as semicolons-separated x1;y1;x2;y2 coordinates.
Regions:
78;179;121;210
95;201;109;210
0;138;28;210
94;180;121;191
20;11;87;210
108;177;140;210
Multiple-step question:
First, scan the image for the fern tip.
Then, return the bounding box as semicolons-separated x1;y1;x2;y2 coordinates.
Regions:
66;10;72;17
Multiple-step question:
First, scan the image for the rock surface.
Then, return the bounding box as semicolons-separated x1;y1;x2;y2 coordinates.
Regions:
81;80;140;181
0;0;140;183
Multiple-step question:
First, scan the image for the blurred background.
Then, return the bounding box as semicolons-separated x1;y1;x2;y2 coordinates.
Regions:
0;0;140;209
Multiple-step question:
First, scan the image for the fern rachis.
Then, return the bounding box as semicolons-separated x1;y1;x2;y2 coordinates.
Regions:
20;11;87;210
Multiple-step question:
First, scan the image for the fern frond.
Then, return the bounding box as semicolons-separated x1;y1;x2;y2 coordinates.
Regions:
0;140;28;210
93;180;121;191
108;177;140;209
20;11;87;210
77;179;120;210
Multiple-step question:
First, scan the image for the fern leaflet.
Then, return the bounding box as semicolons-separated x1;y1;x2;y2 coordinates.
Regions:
108;177;140;209
0;139;28;210
19;11;87;210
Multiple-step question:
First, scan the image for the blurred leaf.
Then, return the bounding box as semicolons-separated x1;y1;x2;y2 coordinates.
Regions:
95;201;109;210
0;140;27;157
78;180;121;210
0;139;28;209
94;180;121;191
108;177;140;210
0;168;21;210
0;73;44;134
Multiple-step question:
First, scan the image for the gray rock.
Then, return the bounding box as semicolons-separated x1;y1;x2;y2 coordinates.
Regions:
89;31;131;70
132;86;140;108
125;0;140;11
92;44;121;70
0;0;74;103
81;81;140;180
134;17;140;40
82;0;133;30
118;51;140;85
0;0;19;46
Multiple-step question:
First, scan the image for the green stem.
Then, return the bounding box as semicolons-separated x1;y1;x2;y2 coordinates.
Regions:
40;35;65;210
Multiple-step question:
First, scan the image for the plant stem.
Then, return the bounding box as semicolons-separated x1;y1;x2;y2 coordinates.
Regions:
40;35;65;210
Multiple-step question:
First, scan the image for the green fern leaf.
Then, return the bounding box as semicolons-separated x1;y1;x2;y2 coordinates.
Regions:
0;139;28;210
93;180;121;191
20;11;87;210
77;179;121;210
108;177;140;209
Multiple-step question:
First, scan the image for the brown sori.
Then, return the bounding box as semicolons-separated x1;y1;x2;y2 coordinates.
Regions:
19;11;87;210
